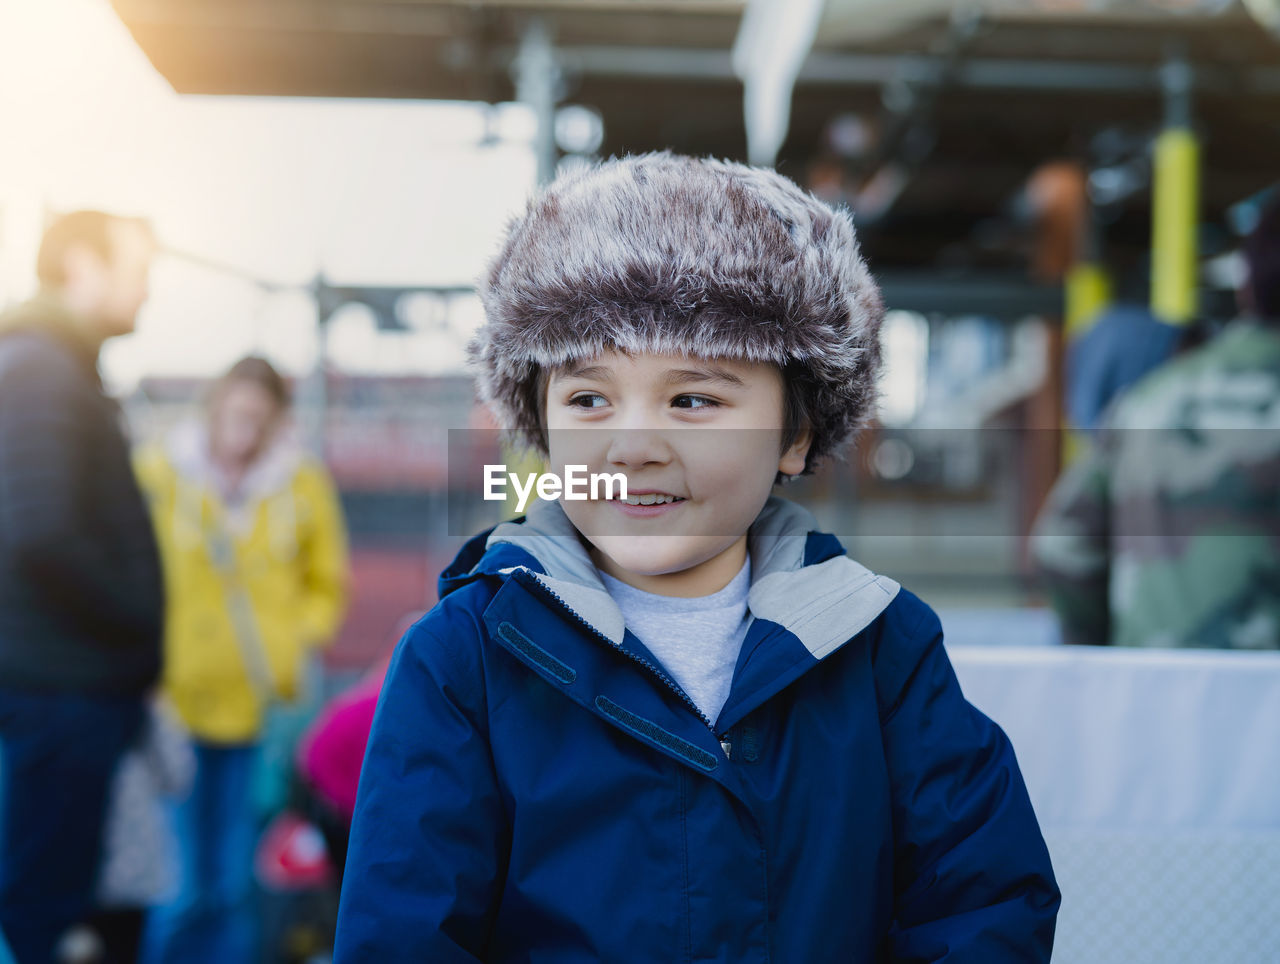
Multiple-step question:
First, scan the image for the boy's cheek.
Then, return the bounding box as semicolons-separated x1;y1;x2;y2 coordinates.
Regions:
545;428;610;472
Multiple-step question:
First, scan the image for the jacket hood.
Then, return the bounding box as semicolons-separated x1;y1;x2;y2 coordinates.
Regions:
160;417;308;537
441;495;899;663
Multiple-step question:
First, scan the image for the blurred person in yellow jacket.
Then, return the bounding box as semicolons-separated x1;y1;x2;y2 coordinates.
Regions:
134;356;349;964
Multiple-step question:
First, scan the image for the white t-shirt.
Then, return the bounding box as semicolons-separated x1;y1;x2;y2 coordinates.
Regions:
597;557;752;725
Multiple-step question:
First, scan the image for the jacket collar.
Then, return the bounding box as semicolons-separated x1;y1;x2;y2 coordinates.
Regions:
445;499;900;779
164;418;305;535
443;495;900;666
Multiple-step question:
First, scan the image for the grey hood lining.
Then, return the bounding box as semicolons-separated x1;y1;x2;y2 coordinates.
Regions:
484;497;899;659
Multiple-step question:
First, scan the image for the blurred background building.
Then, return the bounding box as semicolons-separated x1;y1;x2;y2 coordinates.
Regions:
1;0;1276;647
32;0;1265;657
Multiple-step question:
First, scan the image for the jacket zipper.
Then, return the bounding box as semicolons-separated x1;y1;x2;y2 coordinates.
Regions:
519;571;732;757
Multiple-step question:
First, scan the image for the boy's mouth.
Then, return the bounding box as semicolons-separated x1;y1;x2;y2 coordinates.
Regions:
614;491;686;506
603;489;688;514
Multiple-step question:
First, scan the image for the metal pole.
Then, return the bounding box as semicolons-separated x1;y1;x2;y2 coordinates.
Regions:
502;17;560;505
301;273;330;459
515;17;561;186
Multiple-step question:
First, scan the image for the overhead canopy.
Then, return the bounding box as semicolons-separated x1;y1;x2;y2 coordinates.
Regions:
733;0;1280;268
111;1;751;159
736;0;962;164
736;0;1280;166
112;0;1280;270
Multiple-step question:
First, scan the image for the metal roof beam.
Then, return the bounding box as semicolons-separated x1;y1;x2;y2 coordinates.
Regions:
549;44;1280;95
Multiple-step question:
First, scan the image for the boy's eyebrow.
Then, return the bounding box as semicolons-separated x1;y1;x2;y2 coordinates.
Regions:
558;364;613;382
554;363;746;388
662;366;747;388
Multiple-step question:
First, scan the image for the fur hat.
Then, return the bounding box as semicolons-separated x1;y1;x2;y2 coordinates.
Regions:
467;151;885;473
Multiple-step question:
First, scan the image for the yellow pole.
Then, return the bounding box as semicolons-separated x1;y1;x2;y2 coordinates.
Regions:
1064;262;1112;340
1150;127;1200;324
1061;262;1112;468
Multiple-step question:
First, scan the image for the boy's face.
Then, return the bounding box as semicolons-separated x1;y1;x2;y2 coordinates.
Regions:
545;350;810;597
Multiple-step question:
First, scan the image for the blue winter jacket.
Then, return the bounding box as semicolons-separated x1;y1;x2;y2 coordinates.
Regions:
335;497;1059;962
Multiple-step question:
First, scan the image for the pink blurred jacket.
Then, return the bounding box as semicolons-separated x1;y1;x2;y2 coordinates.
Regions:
297;671;384;824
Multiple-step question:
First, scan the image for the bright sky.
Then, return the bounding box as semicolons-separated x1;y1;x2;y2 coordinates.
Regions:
0;0;538;391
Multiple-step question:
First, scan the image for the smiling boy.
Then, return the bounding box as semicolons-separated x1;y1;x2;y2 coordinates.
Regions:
334;153;1059;962
546;351;808;599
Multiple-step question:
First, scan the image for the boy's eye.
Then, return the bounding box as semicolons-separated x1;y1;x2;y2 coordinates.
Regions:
568;393;608;409
671;394;720;410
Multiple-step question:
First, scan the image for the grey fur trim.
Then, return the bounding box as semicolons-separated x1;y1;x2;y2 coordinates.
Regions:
467;151;884;472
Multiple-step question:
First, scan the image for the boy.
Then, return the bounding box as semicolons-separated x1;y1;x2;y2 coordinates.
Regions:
335;153;1059;961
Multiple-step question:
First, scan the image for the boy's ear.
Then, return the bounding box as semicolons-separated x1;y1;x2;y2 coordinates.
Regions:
778;427;813;477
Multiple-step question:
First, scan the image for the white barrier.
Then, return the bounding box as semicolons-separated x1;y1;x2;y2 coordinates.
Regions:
951;645;1280;964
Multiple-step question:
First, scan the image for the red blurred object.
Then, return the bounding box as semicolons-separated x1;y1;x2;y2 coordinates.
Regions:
254;811;334;892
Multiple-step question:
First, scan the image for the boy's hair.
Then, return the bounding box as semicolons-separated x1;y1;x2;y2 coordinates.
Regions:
468;152;885;475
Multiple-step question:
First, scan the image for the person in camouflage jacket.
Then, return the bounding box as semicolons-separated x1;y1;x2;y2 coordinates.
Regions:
1032;196;1280;649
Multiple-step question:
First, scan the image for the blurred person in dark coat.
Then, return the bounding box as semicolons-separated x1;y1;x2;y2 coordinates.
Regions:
0;211;164;963
1033;197;1280;648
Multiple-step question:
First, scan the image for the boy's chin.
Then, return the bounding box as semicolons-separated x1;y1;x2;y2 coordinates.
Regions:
587;535;714;577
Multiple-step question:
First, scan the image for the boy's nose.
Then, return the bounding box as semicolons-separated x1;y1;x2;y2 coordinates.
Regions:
605;427;674;467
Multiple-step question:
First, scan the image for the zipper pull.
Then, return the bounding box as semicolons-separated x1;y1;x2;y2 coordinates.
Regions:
719;738;733;760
